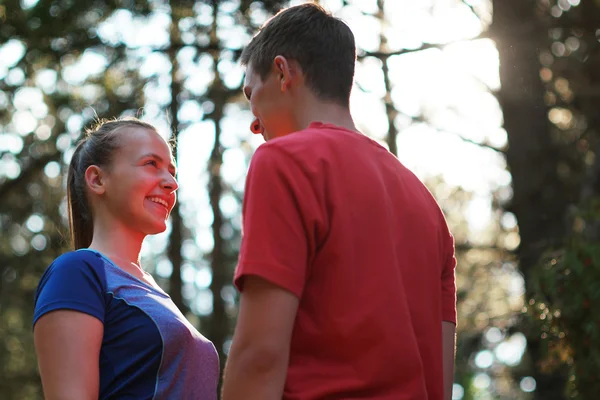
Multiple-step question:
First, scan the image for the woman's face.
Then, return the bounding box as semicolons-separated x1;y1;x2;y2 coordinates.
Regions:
98;128;178;236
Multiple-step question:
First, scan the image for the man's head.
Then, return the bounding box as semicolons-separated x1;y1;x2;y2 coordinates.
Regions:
241;3;356;140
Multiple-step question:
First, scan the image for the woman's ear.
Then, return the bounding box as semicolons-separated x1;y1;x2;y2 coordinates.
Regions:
85;165;106;196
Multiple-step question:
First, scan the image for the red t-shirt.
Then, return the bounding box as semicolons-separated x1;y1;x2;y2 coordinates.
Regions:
234;122;457;400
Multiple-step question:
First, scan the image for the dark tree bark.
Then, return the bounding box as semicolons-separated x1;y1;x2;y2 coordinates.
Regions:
166;5;188;314
207;1;230;389
491;1;570;398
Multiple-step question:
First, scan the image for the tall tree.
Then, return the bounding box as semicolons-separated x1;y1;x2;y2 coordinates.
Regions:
206;0;230;377
489;0;590;397
165;0;192;314
523;0;600;397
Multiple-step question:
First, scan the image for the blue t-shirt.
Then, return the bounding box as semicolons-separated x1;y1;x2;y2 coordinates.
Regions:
33;249;219;400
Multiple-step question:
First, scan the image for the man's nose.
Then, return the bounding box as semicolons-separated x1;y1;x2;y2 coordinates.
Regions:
250;118;263;135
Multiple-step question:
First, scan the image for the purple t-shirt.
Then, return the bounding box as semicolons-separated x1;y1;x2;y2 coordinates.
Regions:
34;249;219;399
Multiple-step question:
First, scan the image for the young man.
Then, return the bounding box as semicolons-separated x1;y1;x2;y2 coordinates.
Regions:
221;4;457;400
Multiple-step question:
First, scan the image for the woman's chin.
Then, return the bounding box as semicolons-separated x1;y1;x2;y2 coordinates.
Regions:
143;219;168;236
148;224;167;236
139;209;170;235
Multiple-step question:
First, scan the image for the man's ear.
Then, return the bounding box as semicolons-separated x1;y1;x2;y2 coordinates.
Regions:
273;55;297;92
85;165;107;196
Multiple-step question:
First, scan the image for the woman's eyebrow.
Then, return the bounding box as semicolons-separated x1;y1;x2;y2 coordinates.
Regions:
141;153;177;174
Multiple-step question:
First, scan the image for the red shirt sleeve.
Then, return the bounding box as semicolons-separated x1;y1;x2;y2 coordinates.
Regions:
441;229;457;324
233;144;323;299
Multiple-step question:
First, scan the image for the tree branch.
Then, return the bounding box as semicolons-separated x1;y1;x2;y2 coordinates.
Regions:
455;242;514;253
405;114;506;155
358;42;443;60
358;31;493;60
443;128;506;154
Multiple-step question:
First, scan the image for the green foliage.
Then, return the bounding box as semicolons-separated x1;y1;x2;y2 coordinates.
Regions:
532;200;600;399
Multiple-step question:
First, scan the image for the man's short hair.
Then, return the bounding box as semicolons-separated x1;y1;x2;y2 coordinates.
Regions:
241;3;356;107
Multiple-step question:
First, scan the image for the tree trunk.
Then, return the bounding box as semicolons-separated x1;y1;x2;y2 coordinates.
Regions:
207;0;229;390
491;1;569;398
166;7;187;313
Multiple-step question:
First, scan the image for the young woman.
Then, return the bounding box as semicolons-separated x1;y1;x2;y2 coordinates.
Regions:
33;118;219;400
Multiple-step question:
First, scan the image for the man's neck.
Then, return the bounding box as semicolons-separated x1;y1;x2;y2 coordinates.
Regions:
295;94;358;133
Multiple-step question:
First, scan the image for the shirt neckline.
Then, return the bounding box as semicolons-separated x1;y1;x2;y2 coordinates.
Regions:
77;248;170;297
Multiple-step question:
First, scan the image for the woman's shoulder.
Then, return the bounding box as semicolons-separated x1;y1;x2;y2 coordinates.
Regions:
34;250;109;325
40;249;108;289
50;249;104;270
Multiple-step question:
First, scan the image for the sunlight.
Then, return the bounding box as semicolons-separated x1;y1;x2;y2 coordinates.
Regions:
474;350;494;369
495;332;527;366
221;148;248;185
473;373;492;390
62;50;108;86
19;0;39;10
176;121;215;202
13;111;38;135
452;383;465;400
520;377;537;393
444;39;500;90
0;39;26;70
0;156;21;179
0;134;23;154
44;162;61;179
195;267;212;289
97;9;170;48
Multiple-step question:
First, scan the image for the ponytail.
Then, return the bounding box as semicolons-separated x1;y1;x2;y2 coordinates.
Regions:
67;141;94;249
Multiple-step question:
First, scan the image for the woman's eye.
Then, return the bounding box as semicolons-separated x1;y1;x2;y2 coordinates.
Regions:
145;160;158;167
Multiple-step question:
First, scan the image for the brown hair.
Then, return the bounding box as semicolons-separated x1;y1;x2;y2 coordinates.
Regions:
67;117;158;249
240;3;356;107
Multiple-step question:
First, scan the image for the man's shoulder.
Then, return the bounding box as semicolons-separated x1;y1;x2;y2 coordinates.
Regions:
255;131;323;164
265;124;367;159
269;126;332;147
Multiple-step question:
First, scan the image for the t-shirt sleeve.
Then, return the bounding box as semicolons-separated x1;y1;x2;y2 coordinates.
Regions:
441;229;457;324
33;253;106;326
234;145;321;299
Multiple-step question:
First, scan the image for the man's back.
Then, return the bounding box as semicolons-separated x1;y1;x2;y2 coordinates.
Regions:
234;122;456;400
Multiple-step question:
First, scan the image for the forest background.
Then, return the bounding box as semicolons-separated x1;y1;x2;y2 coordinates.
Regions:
1;0;599;399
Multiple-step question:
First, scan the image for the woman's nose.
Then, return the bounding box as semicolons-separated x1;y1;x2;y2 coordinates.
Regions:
161;173;179;191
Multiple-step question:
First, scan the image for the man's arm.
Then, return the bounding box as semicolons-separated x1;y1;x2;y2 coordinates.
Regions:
442;320;456;400
222;276;300;400
440;222;457;400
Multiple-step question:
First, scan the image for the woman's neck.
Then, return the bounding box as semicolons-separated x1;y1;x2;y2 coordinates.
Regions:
88;221;144;266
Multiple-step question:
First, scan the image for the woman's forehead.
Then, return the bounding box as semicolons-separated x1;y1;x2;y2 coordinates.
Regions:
117;128;172;154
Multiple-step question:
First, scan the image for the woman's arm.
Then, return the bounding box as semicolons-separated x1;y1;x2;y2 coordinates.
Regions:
34;310;103;400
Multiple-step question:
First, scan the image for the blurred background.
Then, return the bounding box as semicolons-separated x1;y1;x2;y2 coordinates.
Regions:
1;0;599;398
